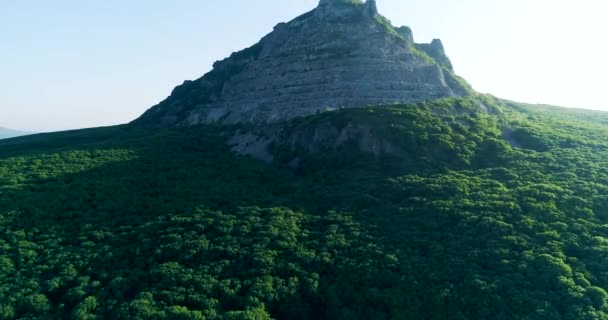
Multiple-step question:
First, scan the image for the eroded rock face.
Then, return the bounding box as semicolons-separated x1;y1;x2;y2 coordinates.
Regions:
135;0;471;126
226;115;403;164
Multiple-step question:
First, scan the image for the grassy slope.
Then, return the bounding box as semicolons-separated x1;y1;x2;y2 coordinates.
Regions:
2;98;608;319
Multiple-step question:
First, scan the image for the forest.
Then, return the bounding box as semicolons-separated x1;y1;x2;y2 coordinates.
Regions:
3;97;608;319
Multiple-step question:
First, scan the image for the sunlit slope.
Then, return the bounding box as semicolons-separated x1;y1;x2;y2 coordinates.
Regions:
3;98;608;319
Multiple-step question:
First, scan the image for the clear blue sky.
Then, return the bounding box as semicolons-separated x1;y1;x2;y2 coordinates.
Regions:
2;0;607;132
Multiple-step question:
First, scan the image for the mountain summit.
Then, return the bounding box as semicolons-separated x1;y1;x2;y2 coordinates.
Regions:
136;0;471;126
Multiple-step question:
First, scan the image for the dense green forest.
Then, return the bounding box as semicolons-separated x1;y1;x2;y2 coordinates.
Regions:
3;97;608;319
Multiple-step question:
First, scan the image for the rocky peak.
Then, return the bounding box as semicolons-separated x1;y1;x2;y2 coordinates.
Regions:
415;39;454;71
366;0;378;15
134;0;472;127
316;0;378;17
312;0;376;23
318;0;354;6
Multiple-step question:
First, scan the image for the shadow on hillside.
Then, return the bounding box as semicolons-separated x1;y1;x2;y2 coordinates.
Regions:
0;124;535;319
0;125;429;318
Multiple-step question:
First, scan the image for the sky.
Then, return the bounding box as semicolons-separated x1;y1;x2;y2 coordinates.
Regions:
1;0;607;132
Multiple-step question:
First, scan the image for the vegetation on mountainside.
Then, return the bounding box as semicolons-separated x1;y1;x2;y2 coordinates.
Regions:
3;98;608;319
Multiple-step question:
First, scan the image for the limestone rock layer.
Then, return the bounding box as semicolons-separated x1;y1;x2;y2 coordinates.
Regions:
135;0;471;126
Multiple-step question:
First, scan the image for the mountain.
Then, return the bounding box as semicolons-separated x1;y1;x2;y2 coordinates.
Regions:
0;127;30;139
4;1;608;320
4;99;608;319
135;0;471;127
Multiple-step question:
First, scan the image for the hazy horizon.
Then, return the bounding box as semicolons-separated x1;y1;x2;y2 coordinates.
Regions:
2;0;607;132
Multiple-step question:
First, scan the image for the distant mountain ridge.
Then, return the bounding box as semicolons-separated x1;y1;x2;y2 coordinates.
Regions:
0;127;31;139
135;0;472;127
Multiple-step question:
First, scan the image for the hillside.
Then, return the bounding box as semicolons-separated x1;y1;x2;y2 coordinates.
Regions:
4;1;608;319
3;98;608;319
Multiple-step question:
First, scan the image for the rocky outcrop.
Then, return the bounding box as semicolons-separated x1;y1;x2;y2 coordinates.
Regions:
226;113;403;164
415;39;454;71
135;0;472;127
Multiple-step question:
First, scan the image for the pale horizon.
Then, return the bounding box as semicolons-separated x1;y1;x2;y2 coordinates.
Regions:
2;0;607;132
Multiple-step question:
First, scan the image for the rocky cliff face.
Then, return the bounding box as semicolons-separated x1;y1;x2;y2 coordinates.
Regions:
135;0;472;126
